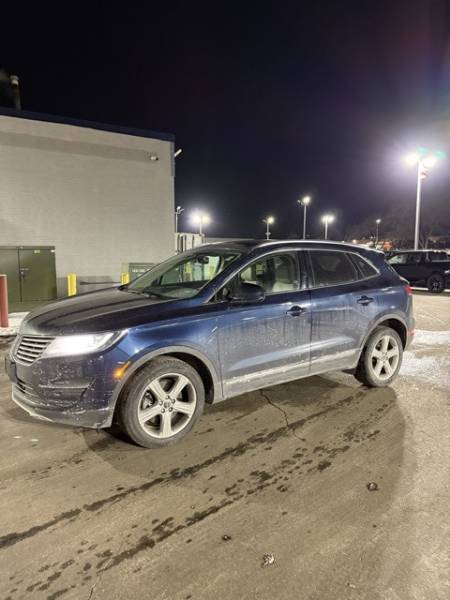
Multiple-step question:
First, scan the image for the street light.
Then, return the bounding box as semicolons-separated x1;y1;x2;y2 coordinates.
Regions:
191;211;211;237
297;195;311;239
175;206;184;234
404;148;445;250
375;219;381;246
321;214;334;240
263;216;275;240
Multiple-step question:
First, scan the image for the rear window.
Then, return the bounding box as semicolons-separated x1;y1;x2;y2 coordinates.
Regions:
309;251;358;287
352;254;378;279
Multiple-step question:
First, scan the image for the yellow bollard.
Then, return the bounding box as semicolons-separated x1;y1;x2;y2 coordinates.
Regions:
120;272;130;285
67;273;77;296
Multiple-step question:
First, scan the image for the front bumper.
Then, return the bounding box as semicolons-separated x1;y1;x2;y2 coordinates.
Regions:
5;353;117;429
11;384;113;428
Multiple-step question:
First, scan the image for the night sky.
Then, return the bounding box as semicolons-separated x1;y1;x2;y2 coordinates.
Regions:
1;1;449;240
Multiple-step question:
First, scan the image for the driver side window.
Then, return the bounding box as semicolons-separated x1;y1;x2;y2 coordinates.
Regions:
388;254;407;265
159;256;220;285
227;252;300;296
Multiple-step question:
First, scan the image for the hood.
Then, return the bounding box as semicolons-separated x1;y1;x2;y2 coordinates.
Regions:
20;288;190;335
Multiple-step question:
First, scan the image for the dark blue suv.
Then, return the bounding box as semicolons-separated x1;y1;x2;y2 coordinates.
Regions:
5;240;414;448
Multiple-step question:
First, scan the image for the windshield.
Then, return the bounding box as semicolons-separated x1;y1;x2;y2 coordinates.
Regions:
127;250;241;299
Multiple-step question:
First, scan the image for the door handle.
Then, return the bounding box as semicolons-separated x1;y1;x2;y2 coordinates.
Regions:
287;305;306;316
357;295;374;306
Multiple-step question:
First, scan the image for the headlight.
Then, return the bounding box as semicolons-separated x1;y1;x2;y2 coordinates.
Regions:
43;331;125;358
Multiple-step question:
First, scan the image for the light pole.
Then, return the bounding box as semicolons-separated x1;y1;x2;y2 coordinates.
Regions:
321;214;334;240
191;212;211;238
175;206;184;234
263;216;275;240
375;219;381;246
297;195;311;239
404;149;445;250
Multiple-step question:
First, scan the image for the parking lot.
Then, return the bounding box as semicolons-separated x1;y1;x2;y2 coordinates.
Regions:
0;292;449;600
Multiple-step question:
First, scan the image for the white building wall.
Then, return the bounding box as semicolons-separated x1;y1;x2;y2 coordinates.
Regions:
0;114;174;294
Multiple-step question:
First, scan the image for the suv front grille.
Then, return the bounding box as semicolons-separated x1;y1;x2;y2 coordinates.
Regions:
15;335;55;364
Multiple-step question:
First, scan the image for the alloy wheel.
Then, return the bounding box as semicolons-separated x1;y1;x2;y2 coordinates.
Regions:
369;335;400;381
430;277;442;292
137;372;197;439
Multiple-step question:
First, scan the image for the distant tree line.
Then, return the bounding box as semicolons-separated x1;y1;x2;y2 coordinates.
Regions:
345;199;450;249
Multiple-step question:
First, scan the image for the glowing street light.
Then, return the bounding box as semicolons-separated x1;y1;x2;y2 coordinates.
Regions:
375;219;381;245
404;152;420;166
263;216;275;240
404;148;445;250
297;195;311;239
191;211;211;237
321;214;334;240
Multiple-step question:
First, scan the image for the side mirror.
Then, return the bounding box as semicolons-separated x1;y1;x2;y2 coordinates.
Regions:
229;282;265;304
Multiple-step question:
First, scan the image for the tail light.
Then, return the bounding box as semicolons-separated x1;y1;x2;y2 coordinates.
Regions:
405;285;413;296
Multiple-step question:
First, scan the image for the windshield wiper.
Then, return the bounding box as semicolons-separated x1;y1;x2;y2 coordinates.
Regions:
137;287;166;298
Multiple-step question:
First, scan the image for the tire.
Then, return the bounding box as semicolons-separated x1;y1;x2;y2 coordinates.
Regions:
427;273;444;293
354;326;403;387
118;357;205;448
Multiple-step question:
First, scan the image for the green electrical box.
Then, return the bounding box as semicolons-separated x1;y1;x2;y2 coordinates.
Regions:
0;246;57;311
121;262;155;282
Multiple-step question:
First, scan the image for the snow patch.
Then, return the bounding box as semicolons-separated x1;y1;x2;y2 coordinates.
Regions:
413;329;450;347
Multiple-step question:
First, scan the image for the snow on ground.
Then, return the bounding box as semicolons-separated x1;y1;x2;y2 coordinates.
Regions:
402;329;450;389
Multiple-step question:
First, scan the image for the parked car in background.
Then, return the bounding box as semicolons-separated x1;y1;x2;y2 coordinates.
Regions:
387;250;450;293
5;240;414;448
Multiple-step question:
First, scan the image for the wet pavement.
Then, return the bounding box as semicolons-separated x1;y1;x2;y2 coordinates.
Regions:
1;292;449;600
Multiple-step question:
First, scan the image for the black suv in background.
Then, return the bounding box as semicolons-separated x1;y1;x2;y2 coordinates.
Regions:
388;250;450;293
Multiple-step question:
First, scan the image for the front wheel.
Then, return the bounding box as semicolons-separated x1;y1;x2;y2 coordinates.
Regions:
118;357;205;448
354;326;403;387
427;273;445;293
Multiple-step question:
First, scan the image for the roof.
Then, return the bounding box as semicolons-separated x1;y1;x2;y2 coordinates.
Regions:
0;106;175;142
391;249;447;253
201;239;383;255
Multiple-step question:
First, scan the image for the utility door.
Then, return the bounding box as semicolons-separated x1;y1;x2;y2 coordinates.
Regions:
0;248;21;304
18;247;57;302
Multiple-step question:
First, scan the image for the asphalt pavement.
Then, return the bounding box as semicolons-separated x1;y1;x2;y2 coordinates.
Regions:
0;292;449;600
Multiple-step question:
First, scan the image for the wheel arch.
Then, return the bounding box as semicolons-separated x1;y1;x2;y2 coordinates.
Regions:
110;345;222;417
363;315;408;349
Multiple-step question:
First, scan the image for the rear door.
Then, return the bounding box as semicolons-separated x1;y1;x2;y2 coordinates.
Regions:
306;249;380;373
218;251;311;397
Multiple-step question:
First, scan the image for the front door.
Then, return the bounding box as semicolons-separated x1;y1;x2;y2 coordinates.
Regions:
388;252;424;284
401;253;428;283
218;251;311;398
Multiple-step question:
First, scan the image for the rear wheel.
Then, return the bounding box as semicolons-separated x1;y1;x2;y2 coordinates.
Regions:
354;326;403;387
427;273;444;293
118;357;205;448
